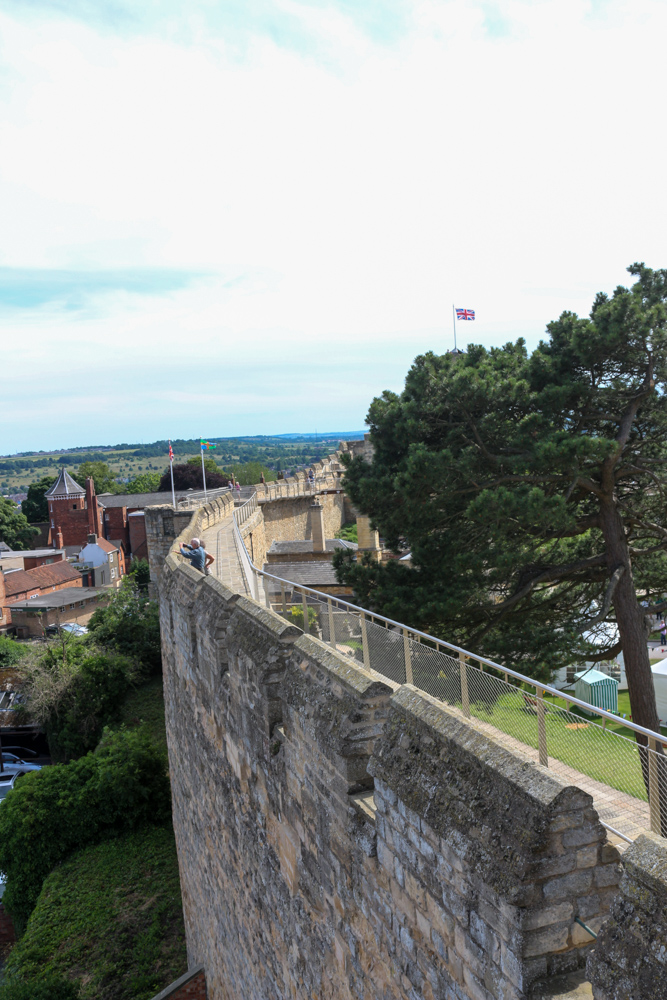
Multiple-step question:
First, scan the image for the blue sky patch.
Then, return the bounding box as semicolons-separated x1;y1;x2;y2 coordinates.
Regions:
0;267;207;309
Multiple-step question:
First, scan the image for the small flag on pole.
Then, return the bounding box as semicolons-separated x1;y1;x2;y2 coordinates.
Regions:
455;308;475;321
168;440;176;507
200;440;217;451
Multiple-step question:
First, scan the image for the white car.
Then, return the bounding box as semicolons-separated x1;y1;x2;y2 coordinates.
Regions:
0;751;42;778
0;771;27;804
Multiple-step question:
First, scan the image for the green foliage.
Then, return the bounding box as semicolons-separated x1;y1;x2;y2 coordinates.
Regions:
0;636;23;668
114;677;166;751
289;604;318;629
223;461;276;486
72;462;119;494
21;475;57;523
124;472;162;494
0;976;80;1000
159;463;229;491
337;264;667;693
128;557;151;591
335;521;358;543
2;825;185;1000
0;496;39;549
186;455;219;474
46;652;137;763
0;726;171;933
87;578;161;674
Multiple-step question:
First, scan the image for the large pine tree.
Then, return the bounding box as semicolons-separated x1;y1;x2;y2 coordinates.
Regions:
336;263;667;738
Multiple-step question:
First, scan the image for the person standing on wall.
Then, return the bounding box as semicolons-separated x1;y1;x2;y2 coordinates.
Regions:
179;537;214;575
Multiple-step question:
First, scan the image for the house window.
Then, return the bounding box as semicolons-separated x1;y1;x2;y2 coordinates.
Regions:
111;568;116;579
51;520;55;528
79;601;85;607
72;504;77;509
70;604;75;610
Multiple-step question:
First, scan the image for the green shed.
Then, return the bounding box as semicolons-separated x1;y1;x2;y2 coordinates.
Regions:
574;668;619;715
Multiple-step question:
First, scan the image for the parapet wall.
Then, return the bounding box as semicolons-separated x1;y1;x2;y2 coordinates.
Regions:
154;495;640;1000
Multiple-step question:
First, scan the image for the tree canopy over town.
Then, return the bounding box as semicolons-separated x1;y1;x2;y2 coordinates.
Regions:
336;263;667;739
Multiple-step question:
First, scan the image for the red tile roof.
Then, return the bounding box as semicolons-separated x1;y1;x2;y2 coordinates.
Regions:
94;538;118;554
4;560;82;598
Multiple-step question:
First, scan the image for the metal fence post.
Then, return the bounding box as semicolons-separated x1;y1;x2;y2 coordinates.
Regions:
301;591;310;636
403;629;413;684
459;652;470;718
281;583;287;616
649;738;661;834
327;598;337;650
360;612;371;671
536;686;548;767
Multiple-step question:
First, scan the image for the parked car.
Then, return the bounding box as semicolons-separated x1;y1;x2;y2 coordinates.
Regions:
61;623;88;635
0;752;42;778
44;623;88;637
0;771;24;802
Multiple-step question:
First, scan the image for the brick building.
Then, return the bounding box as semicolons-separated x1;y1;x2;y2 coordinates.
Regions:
3;561;82;604
45;471;181;568
0;561;83;632
45;469;103;551
9;587;107;638
0;548;65;572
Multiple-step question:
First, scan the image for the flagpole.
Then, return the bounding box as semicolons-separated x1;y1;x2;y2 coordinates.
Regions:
169;440;176;508
452;304;457;352
200;443;208;499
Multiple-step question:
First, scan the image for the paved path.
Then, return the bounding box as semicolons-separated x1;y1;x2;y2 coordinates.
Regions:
200;515;249;596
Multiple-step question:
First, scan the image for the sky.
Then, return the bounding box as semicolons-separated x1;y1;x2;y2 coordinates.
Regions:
1;0;666;454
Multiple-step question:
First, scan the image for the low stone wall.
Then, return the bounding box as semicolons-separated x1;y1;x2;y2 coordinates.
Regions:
260;492;347;547
587;830;667;999
158;539;624;1000
238;508;267;569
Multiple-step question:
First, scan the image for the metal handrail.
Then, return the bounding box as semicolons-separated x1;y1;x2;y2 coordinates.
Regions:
231;497;667;747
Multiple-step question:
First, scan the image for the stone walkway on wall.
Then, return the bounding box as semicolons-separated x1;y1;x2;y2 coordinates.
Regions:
200;515;249;596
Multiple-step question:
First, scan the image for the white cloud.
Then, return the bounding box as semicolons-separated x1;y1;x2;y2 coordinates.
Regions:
1;0;666;451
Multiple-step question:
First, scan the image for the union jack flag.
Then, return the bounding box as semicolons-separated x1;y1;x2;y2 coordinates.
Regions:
168;440;174;463
456;308;475;321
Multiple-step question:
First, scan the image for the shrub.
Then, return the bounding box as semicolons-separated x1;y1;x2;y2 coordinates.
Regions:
17;638;138;763
3;826;185;1000
87;578;161;674
0;976;80;1000
0;636;23;668
127;557;151;592
289;605;318;629
0;726;171;932
46;652;137;762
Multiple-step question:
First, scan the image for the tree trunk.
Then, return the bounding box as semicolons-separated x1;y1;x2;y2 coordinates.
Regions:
599;498;660;733
599;498;667;832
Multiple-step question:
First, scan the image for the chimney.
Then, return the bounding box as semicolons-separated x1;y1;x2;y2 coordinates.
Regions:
86;477;97;535
55;528;64;551
356;516;381;563
87;533;98;545
310;502;326;553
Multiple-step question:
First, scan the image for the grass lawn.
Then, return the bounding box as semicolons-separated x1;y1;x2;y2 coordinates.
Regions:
462;686;660;800
3;826;186;1000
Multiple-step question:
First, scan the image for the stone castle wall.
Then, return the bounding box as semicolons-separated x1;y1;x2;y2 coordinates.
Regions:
153;495;631;1000
260;492;347;548
147;488;667;1000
